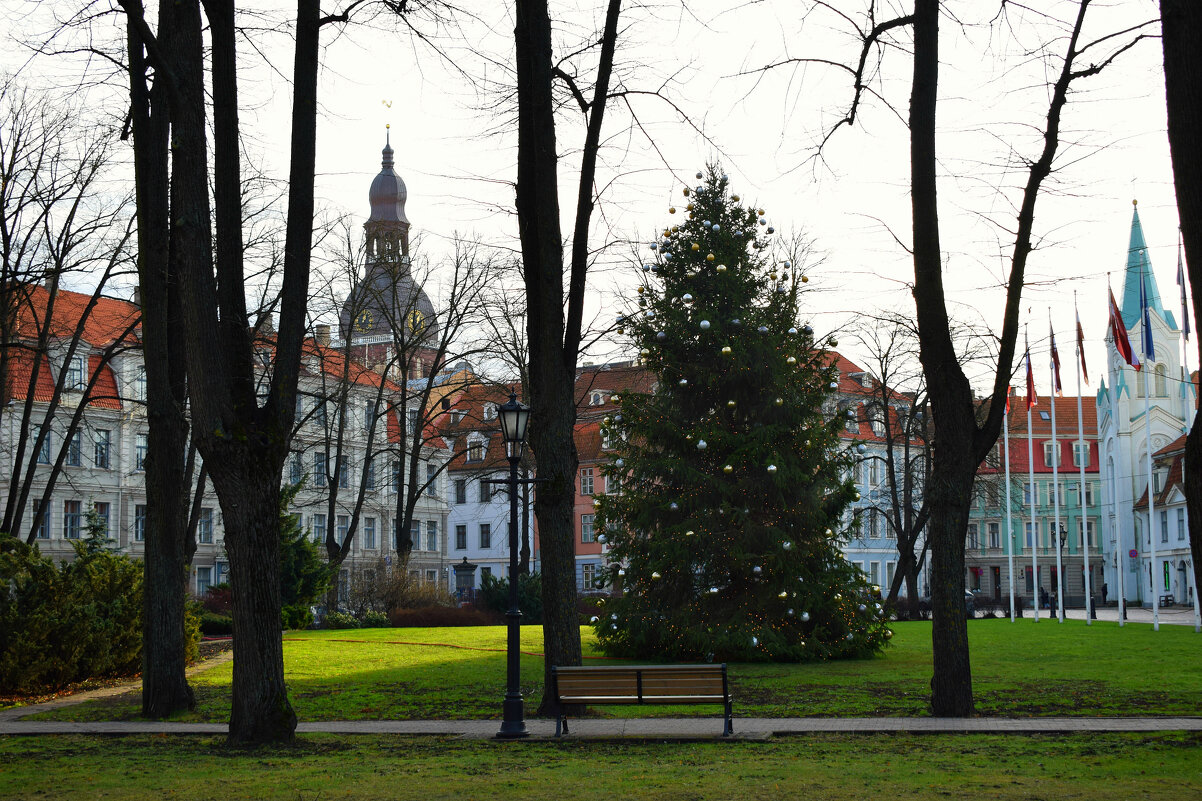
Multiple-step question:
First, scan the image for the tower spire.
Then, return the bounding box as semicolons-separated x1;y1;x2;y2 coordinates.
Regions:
1119;200;1176;331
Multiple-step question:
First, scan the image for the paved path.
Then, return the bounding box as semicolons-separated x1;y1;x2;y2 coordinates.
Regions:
3;716;1201;739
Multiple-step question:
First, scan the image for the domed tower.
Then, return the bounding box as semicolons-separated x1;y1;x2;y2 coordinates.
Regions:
340;128;440;377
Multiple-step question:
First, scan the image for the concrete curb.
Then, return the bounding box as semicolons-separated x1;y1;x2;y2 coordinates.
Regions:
3;716;1201;739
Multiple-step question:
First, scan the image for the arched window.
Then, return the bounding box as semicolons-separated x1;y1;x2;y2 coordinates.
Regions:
1155;364;1167;397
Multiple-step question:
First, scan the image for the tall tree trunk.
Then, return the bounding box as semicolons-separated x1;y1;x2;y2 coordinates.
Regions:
909;0;974;716
213;465;296;742
123;0;195;718
514;0;583;712
1160;0;1202;605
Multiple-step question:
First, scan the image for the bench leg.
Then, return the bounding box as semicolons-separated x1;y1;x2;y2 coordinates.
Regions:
723;701;733;737
555;713;568;737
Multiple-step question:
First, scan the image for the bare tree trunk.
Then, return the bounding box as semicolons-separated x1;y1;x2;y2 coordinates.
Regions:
1160;0;1202;605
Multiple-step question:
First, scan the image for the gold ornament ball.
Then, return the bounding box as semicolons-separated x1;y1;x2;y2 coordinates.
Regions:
884;629;894;640
685;529;694;536
732;194;740;201
683;187;690;196
757;208;765;215
829;338;838;347
672;225;679;232
726;400;737;408
687;203;695;211
801;275;809;283
716;264;727;272
612;395;622;404
770;272;778;280
721;346;732;355
786;356;797;365
691;243;700;251
706;253;715;262
617;327;625;335
775;397;783;406
723;464;733;474
639;349;650;358
669;206;676;214
637;285;645;294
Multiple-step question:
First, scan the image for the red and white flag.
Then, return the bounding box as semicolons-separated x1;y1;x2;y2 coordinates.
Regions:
1025;346;1038;408
1108;286;1141;371
1075;306;1089;385
1049;322;1063;396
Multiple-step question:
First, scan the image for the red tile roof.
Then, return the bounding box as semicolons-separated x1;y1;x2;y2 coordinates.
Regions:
13;284;140;347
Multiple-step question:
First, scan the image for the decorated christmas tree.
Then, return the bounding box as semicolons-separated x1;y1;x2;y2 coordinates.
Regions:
592;168;890;662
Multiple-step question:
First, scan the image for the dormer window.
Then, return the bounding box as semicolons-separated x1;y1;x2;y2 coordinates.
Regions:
483;403;497;421
590;391;605;406
467;438;485;463
65;355;86;390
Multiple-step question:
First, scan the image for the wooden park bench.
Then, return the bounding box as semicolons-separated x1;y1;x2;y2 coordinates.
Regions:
550;663;733;737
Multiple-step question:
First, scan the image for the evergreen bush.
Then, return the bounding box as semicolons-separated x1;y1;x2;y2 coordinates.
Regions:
477;571;543;624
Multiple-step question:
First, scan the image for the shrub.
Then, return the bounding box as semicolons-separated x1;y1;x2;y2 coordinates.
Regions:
343;558;457;616
478;572;543;624
361;610;389;628
0;533;198;694
199;612;234;637
201;583;233;615
325;611;361;629
281;605;314;631
388;605;500;627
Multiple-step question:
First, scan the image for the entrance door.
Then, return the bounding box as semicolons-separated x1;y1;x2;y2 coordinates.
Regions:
991;566;1001;601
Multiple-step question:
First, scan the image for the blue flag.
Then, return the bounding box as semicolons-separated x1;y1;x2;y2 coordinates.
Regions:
1178;246;1191;342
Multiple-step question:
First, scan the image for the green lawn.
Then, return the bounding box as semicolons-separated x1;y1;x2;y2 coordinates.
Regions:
23;618;1202;723
1;733;1200;800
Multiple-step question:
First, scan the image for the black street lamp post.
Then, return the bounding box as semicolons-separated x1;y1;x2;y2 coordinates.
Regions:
493;392;531;739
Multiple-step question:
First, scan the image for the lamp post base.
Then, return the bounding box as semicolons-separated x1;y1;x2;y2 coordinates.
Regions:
496;694;528;739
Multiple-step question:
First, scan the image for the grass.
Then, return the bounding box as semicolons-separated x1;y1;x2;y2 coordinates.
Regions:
22;617;1202;723
1;732;1201;800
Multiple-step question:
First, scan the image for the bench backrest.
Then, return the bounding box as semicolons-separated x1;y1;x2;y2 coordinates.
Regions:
553;664;728;702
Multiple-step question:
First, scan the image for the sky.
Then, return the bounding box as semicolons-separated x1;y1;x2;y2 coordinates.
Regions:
5;0;1189;398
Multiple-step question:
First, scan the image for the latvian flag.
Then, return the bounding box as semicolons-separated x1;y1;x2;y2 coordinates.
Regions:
1108;286;1140;371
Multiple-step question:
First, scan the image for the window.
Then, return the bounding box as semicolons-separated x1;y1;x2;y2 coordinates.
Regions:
479;523;491;549
338;457;350;489
483;403;497;421
970;566;981;591
1179;509;1187;541
410;521;421;551
92;502;110;537
869;413;885;437
988;522;1000;549
364;517;377;550
65;355;86;390
580;468;594;496
313;397;328;429
468;439;484;462
869;459;881;486
34;501;50;540
885;561;896;590
135;433;148;471
1025;520;1038;548
480;566;492;580
967;523;980;549
426;462;438;497
66;432;82;467
365;457;376;491
455;479;467;505
36;434;51;465
869;561;881;586
135;505;147;542
133;366;147;401
337;515;349;543
198;507;214;544
1155;364;1168;397
407;407;419;431
1080;518;1096;549
312;513;326;544
1161;510;1169;543
290;453;304;484
63;500;82;539
1084;481;1095;507
1072;442;1089;467
455;525;467;550
601;428;613;450
392;460;401;494
197;566;212;597
364;400;376;431
426;521;438;552
581;514;595;543
314;452;327;487
582;563;598;589
94;430;111;469
478;478;491;504
590;391;604;406
1022;482;1033;506
425;569;436;583
1043;442;1061;468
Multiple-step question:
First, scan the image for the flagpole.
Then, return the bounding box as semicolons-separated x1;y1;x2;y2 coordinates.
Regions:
1004;391;1016;622
1075;292;1092;626
1140;251;1160;632
1026;331;1039;622
1050;312;1065;622
1108;276;1129;626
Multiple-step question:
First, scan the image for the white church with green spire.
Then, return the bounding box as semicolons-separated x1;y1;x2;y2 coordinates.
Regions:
1097;201;1196;608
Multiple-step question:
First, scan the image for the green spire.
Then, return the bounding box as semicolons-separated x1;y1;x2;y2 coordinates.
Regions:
1120;200;1177;331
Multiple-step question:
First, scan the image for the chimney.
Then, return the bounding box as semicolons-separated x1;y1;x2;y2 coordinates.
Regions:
315;324;331;346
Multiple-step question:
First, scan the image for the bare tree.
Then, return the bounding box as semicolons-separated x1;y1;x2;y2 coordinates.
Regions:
762;0;1154;714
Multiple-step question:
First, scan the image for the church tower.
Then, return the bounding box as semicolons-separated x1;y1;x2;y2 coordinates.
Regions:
339;128;439;378
1097;200;1193;606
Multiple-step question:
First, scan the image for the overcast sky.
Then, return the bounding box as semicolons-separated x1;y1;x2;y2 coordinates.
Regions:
6;0;1187;397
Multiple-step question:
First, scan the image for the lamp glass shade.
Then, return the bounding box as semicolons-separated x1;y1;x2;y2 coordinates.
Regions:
498;393;531;449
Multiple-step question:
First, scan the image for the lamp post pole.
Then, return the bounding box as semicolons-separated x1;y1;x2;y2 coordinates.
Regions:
494;392;531;740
